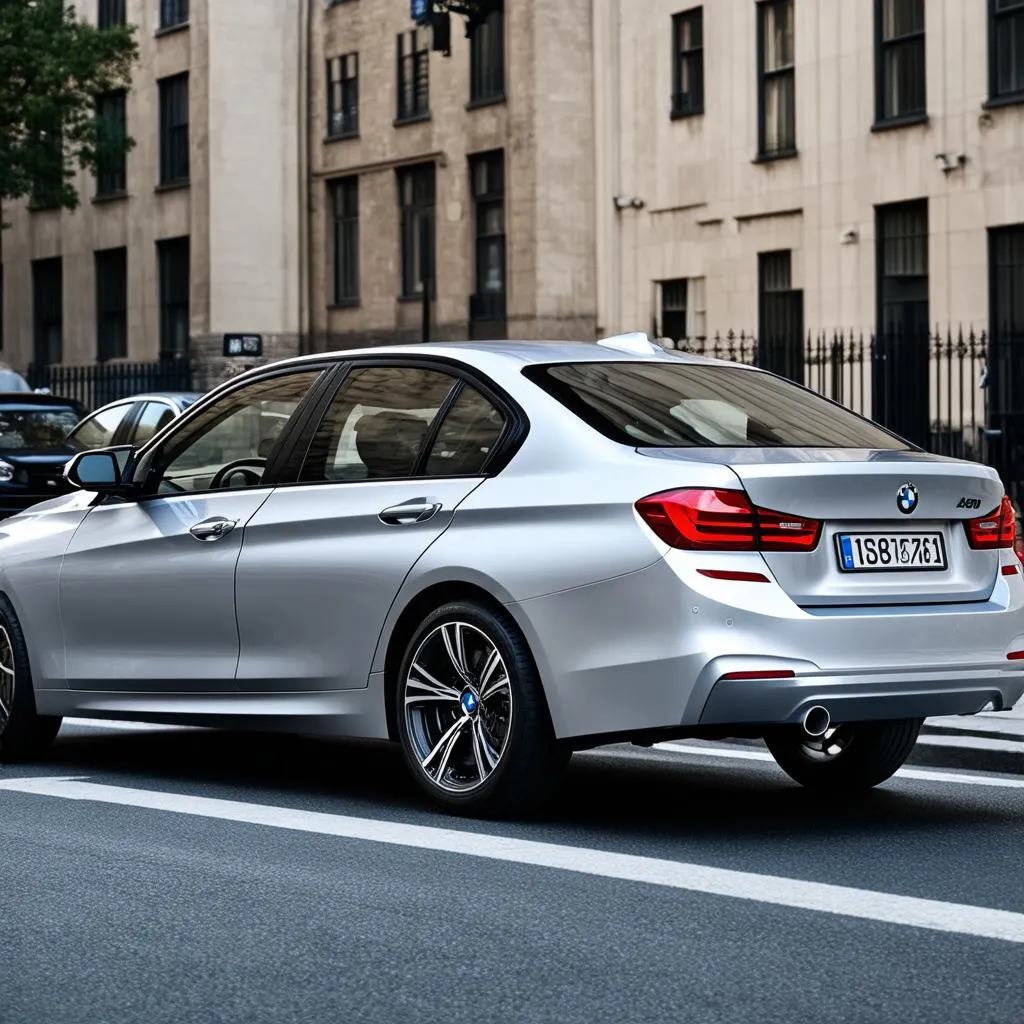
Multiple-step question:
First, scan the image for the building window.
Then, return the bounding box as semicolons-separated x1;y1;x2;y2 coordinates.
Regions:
158;73;189;187
990;0;1024;102
331;177;359;305
95;247;128;362
158;237;190;358
876;200;929;335
159;0;189;31
398;164;435;299
98;0;126;28
757;251;804;383
875;0;926;125
0;265;5;351
32;258;63;367
991;225;1024;333
397;28;430;122
756;0;796;158
671;8;704;118
469;2;505;105
95;91;128;197
30;124;63;210
469;151;506;322
326;54;359;139
659;278;706;343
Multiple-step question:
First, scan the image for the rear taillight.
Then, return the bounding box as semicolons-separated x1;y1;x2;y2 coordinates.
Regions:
964;495;1017;550
635;488;822;552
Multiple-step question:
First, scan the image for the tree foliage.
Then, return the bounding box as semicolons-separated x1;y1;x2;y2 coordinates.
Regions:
0;0;138;211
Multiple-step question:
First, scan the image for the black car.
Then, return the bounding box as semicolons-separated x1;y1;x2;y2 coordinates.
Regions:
0;393;89;518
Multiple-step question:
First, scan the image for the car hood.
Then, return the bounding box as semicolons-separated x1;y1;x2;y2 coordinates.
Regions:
0;447;76;466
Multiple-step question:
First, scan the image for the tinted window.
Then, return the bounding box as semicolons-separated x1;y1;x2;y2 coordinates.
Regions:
424;385;505;476
131;401;177;446
523;361;911;450
0;405;83;450
152;371;322;492
67;403;133;451
300;366;457;483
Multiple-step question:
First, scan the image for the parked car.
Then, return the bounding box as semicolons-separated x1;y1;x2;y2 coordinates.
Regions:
0;392;88;518
0;335;1022;818
66;392;202;453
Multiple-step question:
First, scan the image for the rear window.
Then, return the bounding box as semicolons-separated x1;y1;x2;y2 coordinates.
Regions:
522;361;912;450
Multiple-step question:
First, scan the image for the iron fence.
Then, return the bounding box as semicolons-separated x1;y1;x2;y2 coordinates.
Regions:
665;327;1022;503
26;358;193;412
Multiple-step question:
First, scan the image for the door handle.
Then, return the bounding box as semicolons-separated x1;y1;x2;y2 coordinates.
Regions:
189;516;238;541
378;499;442;526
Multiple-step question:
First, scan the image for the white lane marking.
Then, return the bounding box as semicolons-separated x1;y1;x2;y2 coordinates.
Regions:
652;741;1024;789
916;734;1024;754
0;776;1022;945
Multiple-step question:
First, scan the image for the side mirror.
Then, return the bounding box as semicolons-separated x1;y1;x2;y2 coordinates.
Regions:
65;450;124;492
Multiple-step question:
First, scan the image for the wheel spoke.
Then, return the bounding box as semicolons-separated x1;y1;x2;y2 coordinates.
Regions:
480;674;509;702
478;647;501;688
0;661;14;678
441;623;472;684
421;714;469;774
0;697;8;719
406;665;461;705
469;723;488;781
473;718;500;771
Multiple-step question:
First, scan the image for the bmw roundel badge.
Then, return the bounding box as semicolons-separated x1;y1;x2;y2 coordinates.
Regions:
896;482;919;515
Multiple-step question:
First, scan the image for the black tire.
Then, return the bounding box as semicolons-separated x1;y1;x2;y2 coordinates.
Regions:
395;600;569;818
764;717;922;792
0;594;62;764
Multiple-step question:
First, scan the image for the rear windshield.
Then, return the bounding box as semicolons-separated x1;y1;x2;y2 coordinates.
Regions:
522;361;912;450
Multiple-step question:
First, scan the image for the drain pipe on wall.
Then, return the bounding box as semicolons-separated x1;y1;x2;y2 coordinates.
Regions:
297;0;313;355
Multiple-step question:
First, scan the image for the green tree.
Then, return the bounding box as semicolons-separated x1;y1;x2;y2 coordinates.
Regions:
0;0;138;213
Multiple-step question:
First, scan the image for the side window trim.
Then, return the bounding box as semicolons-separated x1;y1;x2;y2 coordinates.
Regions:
130;365;336;498
278;356;528;488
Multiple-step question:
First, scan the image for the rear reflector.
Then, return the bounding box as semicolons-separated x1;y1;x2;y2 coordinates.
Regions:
720;669;796;680
965;495;1017;550
1001;564;1019;577
635;488;822;553
697;569;771;583
1007;651;1024;661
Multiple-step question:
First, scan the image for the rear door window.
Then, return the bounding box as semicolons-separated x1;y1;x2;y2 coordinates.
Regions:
523;361;912;450
66;403;134;451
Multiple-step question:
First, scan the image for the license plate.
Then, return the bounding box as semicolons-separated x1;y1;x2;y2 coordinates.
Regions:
835;532;947;573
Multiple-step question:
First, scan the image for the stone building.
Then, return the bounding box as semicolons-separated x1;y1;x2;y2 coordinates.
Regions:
0;0;597;391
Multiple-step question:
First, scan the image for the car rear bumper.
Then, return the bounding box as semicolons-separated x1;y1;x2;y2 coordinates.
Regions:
512;552;1024;740
696;663;1024;727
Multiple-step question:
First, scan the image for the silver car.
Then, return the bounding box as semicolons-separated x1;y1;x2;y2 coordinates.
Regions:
0;336;1021;817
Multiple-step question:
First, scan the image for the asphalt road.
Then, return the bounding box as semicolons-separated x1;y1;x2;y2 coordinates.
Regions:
1;722;1022;1024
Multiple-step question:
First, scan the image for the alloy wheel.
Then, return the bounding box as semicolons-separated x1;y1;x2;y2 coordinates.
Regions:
0;624;14;733
799;723;856;761
402;621;513;793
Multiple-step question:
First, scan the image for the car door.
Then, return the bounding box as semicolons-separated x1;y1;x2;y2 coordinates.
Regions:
58;367;327;692
234;362;511;693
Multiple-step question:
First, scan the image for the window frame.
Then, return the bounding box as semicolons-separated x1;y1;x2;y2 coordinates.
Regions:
278;356;529;486
671;7;704;119
98;0;126;29
95;246;128;362
326;53;359;139
331;176;360;306
158;72;189;188
158;0;189;32
755;0;797;161
873;0;927;129
468;1;505;107
988;0;1024;106
157;236;190;359
396;28;431;124
469;150;506;323
32;257;63;367
397;163;436;301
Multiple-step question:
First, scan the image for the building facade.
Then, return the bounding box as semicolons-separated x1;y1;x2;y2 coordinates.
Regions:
308;0;596;351
595;0;1024;342
0;0;305;390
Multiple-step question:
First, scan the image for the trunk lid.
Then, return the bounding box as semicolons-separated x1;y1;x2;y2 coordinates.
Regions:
638;447;1006;607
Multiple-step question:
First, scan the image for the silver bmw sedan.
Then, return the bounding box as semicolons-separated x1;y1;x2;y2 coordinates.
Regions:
0;334;1021;817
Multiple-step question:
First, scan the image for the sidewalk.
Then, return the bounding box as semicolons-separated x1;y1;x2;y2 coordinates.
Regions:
913;699;1024;774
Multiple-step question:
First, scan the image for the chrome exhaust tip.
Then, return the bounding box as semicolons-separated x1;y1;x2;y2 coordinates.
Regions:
801;705;831;738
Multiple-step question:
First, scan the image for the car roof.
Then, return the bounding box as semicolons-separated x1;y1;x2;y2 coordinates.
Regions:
98;391;202;407
272;338;734;373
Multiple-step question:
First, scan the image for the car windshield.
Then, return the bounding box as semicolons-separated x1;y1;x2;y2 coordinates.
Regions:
0;406;82;451
523;361;913;450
